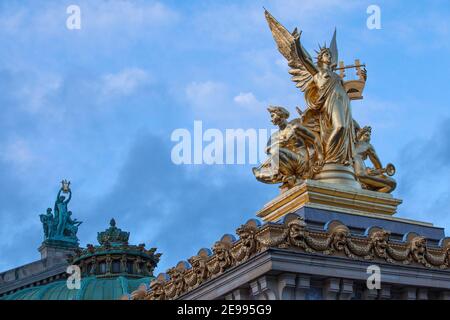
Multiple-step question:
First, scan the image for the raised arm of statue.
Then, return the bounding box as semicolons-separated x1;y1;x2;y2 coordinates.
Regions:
293;33;318;76
54;189;62;214
56;189;62;202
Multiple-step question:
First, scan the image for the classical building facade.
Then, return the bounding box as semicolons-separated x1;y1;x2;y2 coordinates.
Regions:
127;181;450;301
2;10;450;301
2;181;450;300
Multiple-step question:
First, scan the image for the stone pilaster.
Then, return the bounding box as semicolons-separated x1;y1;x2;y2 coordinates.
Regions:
250;276;279;300
322;278;340;300
249;280;261;299
225;288;251;300
295;275;310;300
401;287;417;300
258;275;279;300
278;273;296;300
338;279;354;300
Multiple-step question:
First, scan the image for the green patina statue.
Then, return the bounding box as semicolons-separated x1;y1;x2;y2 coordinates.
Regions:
39;180;82;245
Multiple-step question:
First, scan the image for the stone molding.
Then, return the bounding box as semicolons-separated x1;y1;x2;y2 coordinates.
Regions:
128;214;450;300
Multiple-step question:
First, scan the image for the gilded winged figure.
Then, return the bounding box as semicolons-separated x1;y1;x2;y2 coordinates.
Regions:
253;10;396;194
265;10;355;165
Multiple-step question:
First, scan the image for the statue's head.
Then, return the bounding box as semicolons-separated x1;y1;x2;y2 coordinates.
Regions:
357;126;372;142
46;208;52;214
59;195;65;202
317;47;332;67
267;106;289;126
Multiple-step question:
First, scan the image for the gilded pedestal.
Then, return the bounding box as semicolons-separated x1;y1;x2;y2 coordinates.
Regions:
257;179;402;222
313;164;361;189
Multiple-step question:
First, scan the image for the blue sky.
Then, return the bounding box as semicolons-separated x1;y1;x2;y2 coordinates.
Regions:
0;0;449;274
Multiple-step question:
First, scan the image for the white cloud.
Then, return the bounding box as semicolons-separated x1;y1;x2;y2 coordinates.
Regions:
184;81;266;123
233;92;264;110
15;72;62;114
0;9;26;33
0;138;34;169
185;81;228;110
100;68;150;97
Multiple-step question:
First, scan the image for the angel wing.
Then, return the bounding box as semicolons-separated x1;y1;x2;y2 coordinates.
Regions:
329;28;338;69
264;10;317;92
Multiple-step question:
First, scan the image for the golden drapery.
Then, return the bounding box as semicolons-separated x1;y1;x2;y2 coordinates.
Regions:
304;71;355;165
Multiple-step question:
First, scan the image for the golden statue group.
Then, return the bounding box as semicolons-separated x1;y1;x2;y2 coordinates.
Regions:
253;11;396;193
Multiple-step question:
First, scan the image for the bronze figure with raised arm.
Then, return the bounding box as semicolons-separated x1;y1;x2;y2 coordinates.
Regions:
54;183;72;236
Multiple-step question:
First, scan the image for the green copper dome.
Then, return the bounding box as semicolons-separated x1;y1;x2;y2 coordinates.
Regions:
69;219;161;279
1;218;160;300
1;276;151;300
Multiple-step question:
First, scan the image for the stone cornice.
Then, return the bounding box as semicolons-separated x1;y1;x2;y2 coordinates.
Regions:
127;213;450;300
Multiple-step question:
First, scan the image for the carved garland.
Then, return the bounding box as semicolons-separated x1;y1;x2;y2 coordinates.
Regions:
128;215;450;300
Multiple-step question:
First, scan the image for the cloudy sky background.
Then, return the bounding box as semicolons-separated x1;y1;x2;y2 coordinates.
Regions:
0;0;449;274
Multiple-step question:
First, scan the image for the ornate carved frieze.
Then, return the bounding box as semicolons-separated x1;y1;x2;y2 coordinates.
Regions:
130;214;450;300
